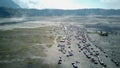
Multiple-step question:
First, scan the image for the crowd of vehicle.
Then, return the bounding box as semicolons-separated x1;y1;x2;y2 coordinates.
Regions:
55;24;119;68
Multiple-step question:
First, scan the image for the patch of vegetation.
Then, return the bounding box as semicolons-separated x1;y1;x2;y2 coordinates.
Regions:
0;27;54;59
49;35;55;42
56;36;62;42
46;44;53;48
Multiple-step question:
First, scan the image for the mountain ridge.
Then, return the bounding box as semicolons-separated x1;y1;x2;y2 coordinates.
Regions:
0;0;20;8
0;7;120;18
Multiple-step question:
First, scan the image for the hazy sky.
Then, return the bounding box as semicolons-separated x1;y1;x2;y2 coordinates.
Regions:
12;0;120;9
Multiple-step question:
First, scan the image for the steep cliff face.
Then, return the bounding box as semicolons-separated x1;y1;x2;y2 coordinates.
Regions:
0;0;20;8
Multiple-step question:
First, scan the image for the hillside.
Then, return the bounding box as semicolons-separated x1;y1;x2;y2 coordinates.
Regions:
0;7;120;18
0;0;20;8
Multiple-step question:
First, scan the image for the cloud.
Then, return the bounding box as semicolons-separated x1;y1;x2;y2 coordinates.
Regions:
12;0;120;9
12;0;90;9
12;0;35;8
40;0;90;9
100;0;119;3
100;0;120;9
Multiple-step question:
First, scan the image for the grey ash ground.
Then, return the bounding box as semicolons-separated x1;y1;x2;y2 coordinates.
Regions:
0;16;120;68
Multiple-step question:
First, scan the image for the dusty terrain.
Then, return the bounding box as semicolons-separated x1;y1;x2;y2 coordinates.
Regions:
0;16;120;68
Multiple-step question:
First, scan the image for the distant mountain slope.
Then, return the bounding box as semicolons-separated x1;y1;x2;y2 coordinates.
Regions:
0;7;120;18
0;0;20;8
